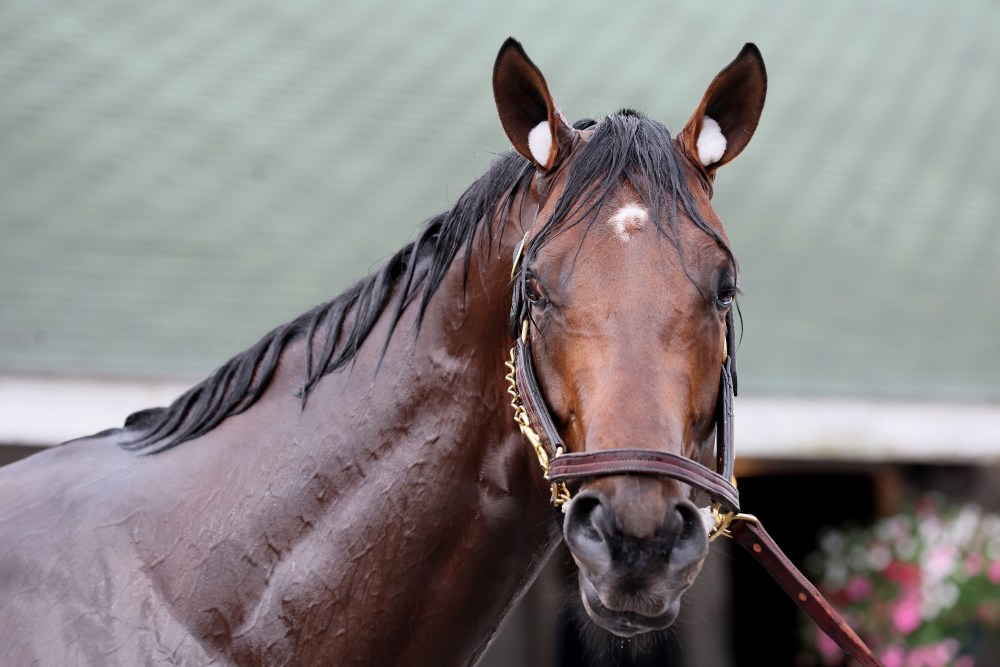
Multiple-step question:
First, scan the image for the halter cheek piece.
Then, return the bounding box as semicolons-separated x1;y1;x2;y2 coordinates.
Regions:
506;237;880;666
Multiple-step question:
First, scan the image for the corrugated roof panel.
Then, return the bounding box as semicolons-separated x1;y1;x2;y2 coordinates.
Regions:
1;0;998;400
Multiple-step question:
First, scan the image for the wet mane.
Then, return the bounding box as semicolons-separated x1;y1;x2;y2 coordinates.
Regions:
121;112;729;454
121;151;534;454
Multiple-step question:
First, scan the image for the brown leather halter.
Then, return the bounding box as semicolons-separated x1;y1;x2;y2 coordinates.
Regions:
506;240;881;666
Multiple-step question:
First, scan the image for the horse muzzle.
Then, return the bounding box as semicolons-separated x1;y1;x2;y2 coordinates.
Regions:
562;484;710;636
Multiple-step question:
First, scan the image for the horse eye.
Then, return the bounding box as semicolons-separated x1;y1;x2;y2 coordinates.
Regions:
525;277;547;305
716;290;735;308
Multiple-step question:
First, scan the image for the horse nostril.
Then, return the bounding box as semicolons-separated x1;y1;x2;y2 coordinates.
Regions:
564;493;614;569
670;500;710;560
569;495;608;541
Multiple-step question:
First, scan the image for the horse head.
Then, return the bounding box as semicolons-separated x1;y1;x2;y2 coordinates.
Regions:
494;39;765;637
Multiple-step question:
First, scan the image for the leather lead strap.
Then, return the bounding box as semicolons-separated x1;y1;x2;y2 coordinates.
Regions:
729;519;882;666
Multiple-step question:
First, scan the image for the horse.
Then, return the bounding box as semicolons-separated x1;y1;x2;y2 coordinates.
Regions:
0;38;767;665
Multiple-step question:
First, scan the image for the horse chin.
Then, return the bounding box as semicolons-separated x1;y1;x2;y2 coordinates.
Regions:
577;573;683;637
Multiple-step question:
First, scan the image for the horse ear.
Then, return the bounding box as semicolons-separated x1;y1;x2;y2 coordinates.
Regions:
679;43;767;175
493;38;574;170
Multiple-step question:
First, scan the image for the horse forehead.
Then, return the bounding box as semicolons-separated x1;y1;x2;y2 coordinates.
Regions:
596;201;724;268
607;203;649;242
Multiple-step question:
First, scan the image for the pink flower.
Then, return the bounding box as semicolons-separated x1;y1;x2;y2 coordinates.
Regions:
890;595;922;635
881;645;904;667
922;641;956;667
926;546;956;579
844;574;873;602
963;552;984;576
886;560;921;589
988;560;1000;584
814;631;842;665
955;656;976;667
897;640;958;667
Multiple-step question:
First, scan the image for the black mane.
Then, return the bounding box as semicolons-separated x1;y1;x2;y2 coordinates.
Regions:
121;112;731;454
121;151;534;453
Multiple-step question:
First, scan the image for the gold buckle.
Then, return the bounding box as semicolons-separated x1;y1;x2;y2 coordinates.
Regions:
708;502;758;542
549;477;572;508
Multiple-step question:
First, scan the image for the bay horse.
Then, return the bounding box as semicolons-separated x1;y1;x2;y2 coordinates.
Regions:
0;39;767;665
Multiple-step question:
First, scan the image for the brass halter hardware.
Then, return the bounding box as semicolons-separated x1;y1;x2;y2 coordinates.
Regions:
708;502;758;542
504;321;572;507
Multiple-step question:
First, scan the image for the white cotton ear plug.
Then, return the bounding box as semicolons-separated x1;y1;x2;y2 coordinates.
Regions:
696;116;727;166
528;120;553;166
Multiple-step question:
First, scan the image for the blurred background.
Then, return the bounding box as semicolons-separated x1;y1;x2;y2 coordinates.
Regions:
1;0;998;664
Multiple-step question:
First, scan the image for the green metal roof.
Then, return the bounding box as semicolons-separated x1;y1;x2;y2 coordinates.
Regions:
2;0;998;400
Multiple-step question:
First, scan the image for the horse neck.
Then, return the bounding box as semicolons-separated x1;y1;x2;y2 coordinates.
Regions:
155;205;560;665
283;213;560;664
